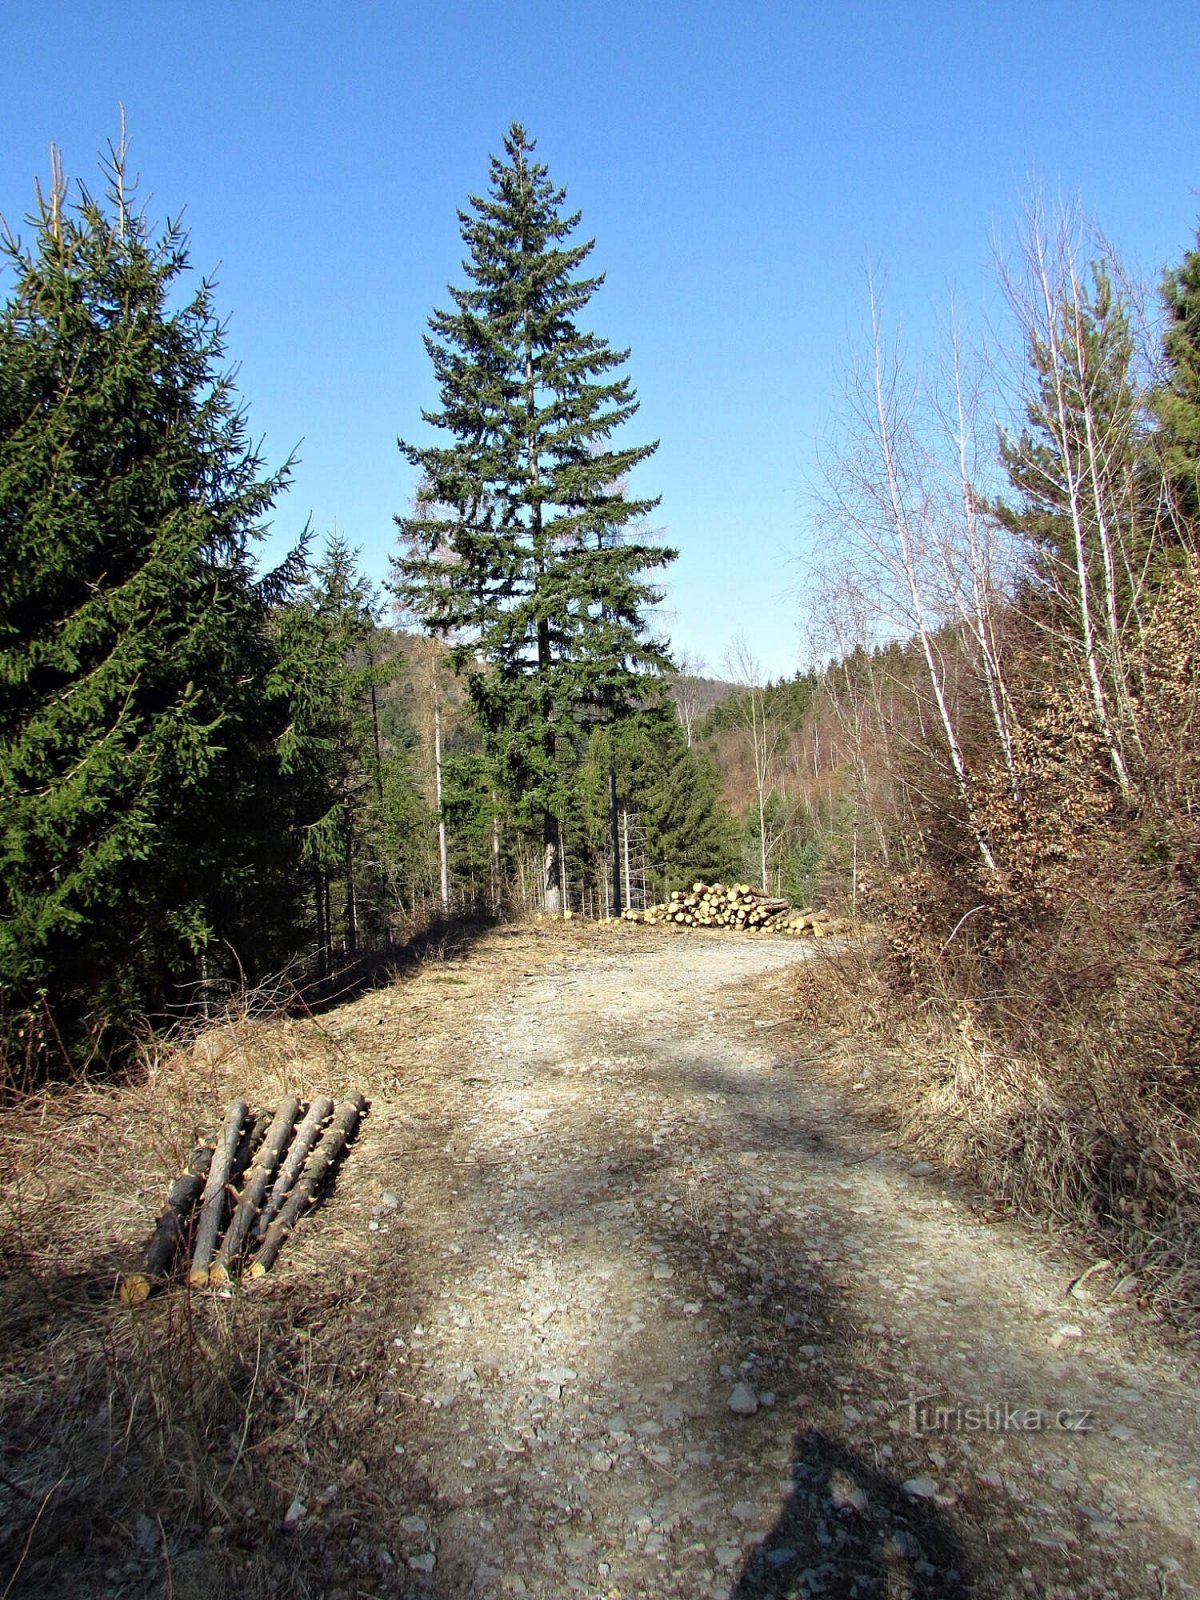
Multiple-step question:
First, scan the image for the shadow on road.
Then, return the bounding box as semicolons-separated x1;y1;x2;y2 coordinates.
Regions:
731;1426;973;1598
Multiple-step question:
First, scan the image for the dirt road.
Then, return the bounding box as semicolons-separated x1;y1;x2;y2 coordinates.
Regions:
291;925;1200;1599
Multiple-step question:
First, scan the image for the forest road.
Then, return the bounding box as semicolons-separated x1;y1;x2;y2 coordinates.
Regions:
333;927;1200;1599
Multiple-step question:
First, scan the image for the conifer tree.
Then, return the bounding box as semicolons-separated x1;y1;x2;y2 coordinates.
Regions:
1155;228;1200;536
394;124;675;913
0;142;295;1057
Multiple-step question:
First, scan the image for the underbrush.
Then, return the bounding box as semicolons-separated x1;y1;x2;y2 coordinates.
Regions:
800;902;1200;1339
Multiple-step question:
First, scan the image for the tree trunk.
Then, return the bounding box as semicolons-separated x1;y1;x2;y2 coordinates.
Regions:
491;804;501;917
254;1095;334;1239
345;820;358;955
542;814;563;916
622;809;632;911
609;759;622;917
434;689;450;916
119;1135;216;1304
247;1095;367;1278
210;1095;302;1285
314;868;328;979
188;1101;248;1286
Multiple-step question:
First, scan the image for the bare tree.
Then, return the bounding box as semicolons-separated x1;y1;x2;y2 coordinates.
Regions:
668;650;708;747
725;636;783;890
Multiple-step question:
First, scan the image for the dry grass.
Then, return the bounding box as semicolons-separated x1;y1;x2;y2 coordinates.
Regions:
779;926;1200;1341
0;917;648;1598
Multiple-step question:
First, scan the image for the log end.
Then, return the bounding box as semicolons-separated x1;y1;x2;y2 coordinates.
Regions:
245;1260;268;1280
187;1266;210;1288
208;1263;231;1287
118;1273;153;1306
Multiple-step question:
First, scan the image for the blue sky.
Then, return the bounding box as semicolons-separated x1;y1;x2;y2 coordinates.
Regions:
2;0;1198;678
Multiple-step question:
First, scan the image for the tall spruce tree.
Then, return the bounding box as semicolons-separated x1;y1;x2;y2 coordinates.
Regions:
393;124;675;913
0;143;295;1060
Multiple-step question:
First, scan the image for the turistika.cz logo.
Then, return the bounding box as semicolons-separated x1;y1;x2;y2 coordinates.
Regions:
903;1395;1094;1434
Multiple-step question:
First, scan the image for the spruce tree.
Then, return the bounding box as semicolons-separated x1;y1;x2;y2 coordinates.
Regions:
0;143;295;1059
393;124;675;913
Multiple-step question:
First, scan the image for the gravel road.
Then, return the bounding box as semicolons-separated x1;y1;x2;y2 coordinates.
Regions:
328;927;1200;1599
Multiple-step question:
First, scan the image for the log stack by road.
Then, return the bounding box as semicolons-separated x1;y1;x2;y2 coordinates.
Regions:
120;1091;365;1304
622;881;839;937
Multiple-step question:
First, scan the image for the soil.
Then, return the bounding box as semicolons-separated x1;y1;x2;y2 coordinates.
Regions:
3;922;1198;1599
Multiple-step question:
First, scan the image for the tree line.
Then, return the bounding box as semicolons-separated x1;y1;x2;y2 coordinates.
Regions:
0;127;732;1076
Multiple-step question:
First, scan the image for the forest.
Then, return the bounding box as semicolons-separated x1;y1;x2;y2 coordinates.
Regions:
3;124;1200;1322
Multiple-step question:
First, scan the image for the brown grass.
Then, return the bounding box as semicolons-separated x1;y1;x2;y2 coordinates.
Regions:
781;926;1200;1341
0;917;653;1598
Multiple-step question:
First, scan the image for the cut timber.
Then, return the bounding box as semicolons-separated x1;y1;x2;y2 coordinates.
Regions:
252;1096;334;1240
188;1100;248;1287
210;1094;302;1286
119;1135;217;1305
246;1094;367;1279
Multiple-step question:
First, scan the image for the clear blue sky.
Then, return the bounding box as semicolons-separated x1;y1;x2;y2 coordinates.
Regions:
2;1;1198;679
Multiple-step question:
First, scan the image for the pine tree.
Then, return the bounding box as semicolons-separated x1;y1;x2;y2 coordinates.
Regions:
0;142;295;1060
393;124;675;913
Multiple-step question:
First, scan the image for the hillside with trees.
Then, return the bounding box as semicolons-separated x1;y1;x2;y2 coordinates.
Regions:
0;131;736;1078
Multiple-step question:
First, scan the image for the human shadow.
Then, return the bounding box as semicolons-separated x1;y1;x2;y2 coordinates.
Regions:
731;1426;972;1598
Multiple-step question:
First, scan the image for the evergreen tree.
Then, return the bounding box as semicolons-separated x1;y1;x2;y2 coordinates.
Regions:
272;537;420;967
393;124;675;913
0;143;295;1060
1155;227;1200;536
992;263;1142;614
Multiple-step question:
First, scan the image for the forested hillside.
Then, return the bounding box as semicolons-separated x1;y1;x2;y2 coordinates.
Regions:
0;133;737;1078
679;206;1200;1326
5;128;1200;1335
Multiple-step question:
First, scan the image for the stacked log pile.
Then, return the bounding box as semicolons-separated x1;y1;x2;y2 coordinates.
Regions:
120;1092;365;1304
622;881;839;937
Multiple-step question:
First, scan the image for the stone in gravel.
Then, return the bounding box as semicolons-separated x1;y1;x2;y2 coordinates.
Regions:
1050;1324;1083;1348
283;1495;306;1529
379;1191;401;1210
731;1501;757;1523
715;1546;741;1569
409;1552;437;1573
909;1161;933;1176
537;1365;576;1386
902;1476;939;1499
652;1263;675;1279
728;1382;759;1416
399;1515;429;1537
765;1546;798;1567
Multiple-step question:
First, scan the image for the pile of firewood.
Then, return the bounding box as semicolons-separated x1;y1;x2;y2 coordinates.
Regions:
622;881;838;937
119;1093;366;1304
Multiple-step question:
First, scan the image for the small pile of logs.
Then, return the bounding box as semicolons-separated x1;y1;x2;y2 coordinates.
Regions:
119;1092;366;1305
622;881;838;937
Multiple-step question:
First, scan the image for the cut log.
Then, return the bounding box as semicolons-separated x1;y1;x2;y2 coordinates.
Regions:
246;1094;367;1279
210;1094;302;1286
188;1100;248;1287
119;1134;217;1305
253;1095;334;1240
